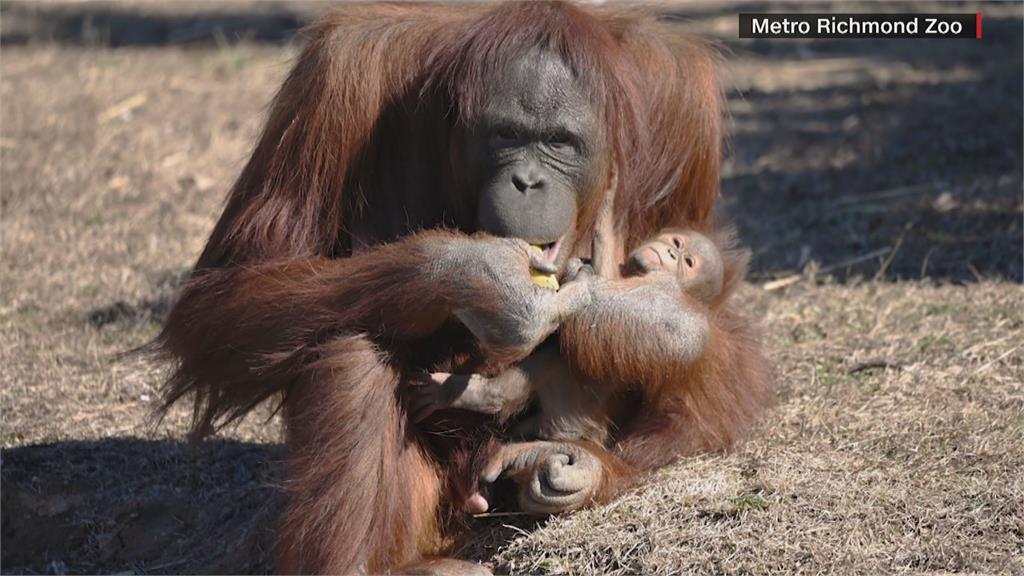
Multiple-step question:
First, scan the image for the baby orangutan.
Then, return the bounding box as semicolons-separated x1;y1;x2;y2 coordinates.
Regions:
405;228;725;448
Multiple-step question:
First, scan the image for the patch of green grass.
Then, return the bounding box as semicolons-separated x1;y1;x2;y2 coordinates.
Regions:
97;322;161;347
790;323;828;344
924;230;957;244
9;304;42;319
1;305;48;331
924;303;953;316
916;334;952;353
988;304;1024;326
210;48;258;76
967;499;986;512
612;504;639;521
537;555;570;572
852;373;883;394
2;431;26;445
730;494;772;513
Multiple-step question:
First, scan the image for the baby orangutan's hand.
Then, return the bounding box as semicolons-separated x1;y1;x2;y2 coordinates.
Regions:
563;257;596;283
403;372;460;422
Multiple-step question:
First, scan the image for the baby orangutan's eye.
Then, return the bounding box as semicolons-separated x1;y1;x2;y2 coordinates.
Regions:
672;237;683;249
684;256;695;268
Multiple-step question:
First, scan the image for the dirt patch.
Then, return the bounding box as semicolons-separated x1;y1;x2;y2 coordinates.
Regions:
1;1;1021;574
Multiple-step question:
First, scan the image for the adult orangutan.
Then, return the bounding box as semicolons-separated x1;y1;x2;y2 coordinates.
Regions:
158;2;771;574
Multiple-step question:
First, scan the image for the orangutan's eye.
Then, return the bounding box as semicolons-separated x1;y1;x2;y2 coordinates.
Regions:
496;127;517;141
548;133;572;148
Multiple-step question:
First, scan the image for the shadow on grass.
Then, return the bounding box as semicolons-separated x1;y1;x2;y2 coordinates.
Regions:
712;14;1023;283
1;2;305;47
1;439;284;574
0;437;552;574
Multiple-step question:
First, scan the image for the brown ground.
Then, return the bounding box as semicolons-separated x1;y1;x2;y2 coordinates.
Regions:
2;2;1021;574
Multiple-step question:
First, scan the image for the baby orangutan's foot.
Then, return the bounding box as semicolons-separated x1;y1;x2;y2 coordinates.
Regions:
481;441;603;516
464;491;489;514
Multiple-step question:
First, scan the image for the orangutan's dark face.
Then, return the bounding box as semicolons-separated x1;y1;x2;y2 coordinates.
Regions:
459;48;605;272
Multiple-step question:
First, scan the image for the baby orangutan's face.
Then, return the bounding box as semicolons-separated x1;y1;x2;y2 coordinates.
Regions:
627;229;724;304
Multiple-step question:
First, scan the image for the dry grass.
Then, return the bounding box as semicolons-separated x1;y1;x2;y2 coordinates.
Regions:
1;43;290;446
484;281;1023;574
1;2;1021;574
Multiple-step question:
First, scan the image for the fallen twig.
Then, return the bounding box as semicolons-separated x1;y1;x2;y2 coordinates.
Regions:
762;275;802;291
472;511;528;518
763;247;892;291
873;222;913;281
98;93;148;123
957;346;1020;387
832;183;934;207
847;360;903;375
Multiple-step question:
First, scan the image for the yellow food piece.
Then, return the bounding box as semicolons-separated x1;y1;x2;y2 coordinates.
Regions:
529;245;560;290
531;272;560;290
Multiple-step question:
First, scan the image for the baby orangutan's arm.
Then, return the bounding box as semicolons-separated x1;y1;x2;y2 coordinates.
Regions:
561;263;711;391
406;345;614;445
405;368;532;423
404;349;571;423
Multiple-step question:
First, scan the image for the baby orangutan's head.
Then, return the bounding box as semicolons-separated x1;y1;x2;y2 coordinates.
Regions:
627;228;724;304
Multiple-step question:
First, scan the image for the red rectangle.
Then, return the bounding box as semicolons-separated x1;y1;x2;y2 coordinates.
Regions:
976;12;982;39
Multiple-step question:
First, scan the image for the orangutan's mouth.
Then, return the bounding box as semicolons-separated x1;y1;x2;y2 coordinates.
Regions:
536;236;564;264
648;246;664;268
